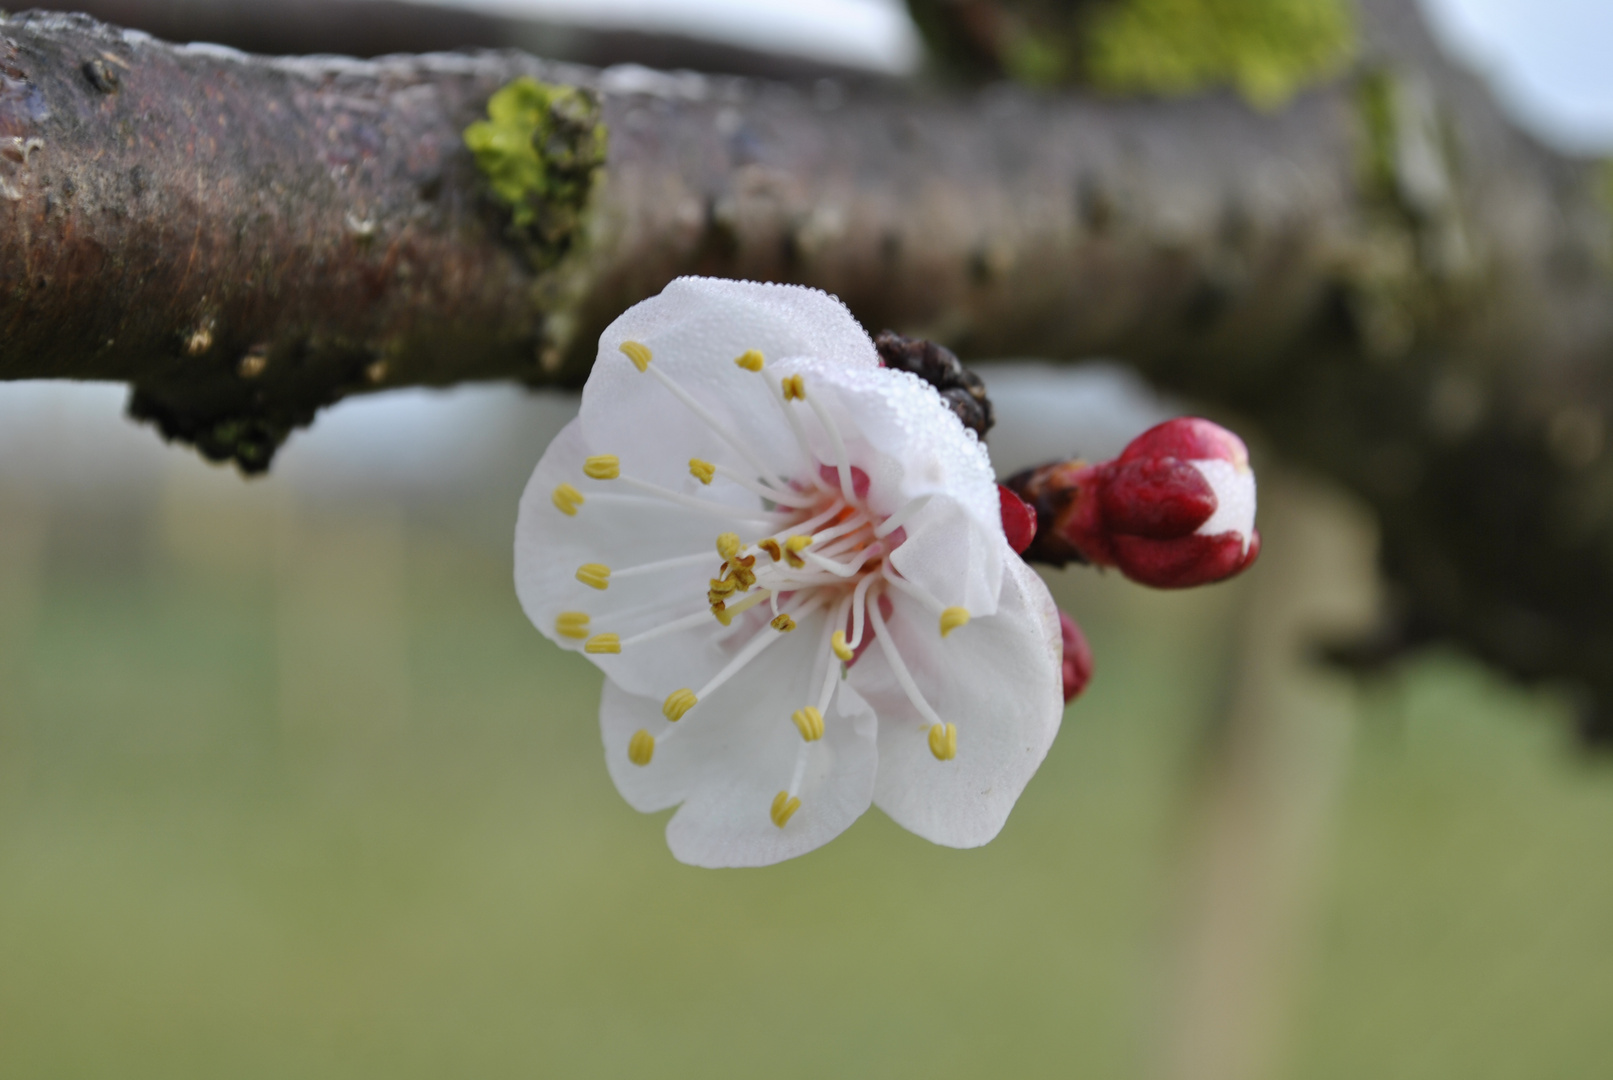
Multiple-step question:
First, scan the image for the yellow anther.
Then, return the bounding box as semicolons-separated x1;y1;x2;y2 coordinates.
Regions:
690;458;716;484
770;791;802;828
584;633;621;654
735;349;765;372
717;532;742;559
791;706;824;742
757;538;782;562
619;340;652;372
552;483;585;516
576;563;611;590
628;729;655;766
939;607;971;638
784;534;812;568
712;604;733;626
583;454;620;480
928;722;958;761
663;688;698;722
708;576;737;597
771;613;796;633
781;374;805;401
730;565;757;590
555;612;591;640
831;629;853;661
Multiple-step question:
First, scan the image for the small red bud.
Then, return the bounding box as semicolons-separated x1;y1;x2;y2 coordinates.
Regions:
1059;609;1093;702
1099;457;1215;538
998;483;1037;554
1117;416;1249;469
1004;418;1258;589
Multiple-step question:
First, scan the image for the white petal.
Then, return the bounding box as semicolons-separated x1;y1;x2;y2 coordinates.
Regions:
515;419;765;697
1191;458;1257;550
856;552;1064;848
885;495;1005;618
599;608;879;868
581;279;880;493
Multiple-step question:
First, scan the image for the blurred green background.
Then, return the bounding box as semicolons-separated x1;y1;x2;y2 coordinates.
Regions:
2;382;1610;1079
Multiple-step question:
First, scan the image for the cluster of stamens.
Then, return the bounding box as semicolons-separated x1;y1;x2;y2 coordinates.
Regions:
552;340;976;830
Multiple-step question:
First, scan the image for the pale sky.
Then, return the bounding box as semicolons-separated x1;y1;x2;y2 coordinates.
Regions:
1420;0;1613;151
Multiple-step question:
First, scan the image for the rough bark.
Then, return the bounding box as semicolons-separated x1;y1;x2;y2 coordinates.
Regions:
3;7;1613;726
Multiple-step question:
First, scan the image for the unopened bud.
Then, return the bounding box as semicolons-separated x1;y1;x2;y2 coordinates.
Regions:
1006;417;1259;589
1059;609;1093;703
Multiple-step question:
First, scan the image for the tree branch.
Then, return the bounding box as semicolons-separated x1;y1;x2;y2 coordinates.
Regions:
4;8;1613;725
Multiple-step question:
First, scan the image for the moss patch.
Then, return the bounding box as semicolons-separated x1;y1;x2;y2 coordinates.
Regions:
1084;0;1355;107
906;0;1356;107
463;78;607;270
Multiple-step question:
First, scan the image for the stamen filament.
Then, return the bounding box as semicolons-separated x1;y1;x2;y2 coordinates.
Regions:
718;588;773;622
809;511;872;547
818;595;852;711
619;609;721;647
611;551;716;580
803;543;883;579
788;743;810;795
763;368;832;492
611;476;788;520
802;389;857;504
642;362;788;490
848;572;877;650
874;494;932;539
586;491;785;523
711;463;819;508
880;567;946;613
694;595;826;702
868;585;949;731
761;500;849;546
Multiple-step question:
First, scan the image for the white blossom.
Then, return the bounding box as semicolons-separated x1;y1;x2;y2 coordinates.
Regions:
515;278;1064;867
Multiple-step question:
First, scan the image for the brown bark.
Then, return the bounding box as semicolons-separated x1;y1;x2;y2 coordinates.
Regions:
3;7;1613;728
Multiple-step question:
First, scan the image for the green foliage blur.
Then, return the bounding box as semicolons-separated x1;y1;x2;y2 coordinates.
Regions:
2;441;1611;1078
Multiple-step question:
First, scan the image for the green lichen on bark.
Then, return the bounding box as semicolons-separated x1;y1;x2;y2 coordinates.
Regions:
463;78;608;271
1082;0;1355;107
906;0;1355;107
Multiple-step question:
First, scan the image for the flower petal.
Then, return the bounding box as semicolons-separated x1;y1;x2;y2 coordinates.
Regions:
885;494;1005;618
582;279;880;494
855;551;1063;848
516;419;773;697
599;608;879;867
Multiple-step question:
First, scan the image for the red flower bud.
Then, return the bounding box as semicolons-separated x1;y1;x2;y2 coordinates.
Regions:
1059;609;1093;702
1005;417;1258;589
998;483;1037;554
